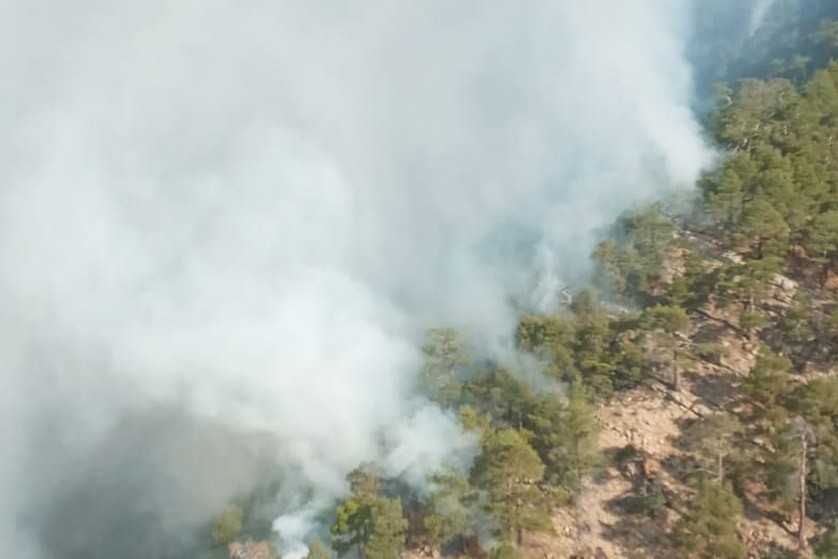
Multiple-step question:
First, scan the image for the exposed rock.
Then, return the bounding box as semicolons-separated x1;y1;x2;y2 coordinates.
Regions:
722;250;744;264
228;541;279;559
770;274;798;304
659;246;686;285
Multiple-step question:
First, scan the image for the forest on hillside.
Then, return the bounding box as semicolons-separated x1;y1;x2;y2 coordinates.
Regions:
199;7;838;559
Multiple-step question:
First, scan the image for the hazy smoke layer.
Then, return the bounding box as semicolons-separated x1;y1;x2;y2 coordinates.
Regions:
0;1;709;557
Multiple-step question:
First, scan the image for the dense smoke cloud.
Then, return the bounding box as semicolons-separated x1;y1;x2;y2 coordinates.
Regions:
0;1;711;557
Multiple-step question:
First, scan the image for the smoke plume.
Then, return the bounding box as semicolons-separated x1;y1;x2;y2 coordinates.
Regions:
0;1;711;557
749;0;782;35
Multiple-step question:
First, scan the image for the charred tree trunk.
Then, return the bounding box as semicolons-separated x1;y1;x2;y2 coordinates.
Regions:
798;433;808;550
671;349;680;392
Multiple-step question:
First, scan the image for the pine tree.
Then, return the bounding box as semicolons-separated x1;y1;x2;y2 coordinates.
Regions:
347;466;382;497
806;210;838;287
774;292;817;361
331;468;405;559
515;314;577;383
473;428;551;546
365;499;407;559
740;346;793;424
715;258;782;317
592;239;629;296
684;413;743;482
707;167;745;232
667;250;711;310
541;384;600;492
421;328;469;404
639;304;691;390
305;539;333;559
675;479;745;559
785;378;838;498
815;523;838;558
740;197;789;258
423;467;472;551
463;370;537;430
211;505;243;547
761;417;815;550
332;494;406;559
457;404;491;433
332;494;373;557
572;309;616;397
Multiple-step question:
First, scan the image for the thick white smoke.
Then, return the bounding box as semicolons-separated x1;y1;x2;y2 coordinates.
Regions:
0;1;710;557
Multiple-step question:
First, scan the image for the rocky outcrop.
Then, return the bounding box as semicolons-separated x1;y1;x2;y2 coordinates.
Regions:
228;541;279;559
769;273;798;304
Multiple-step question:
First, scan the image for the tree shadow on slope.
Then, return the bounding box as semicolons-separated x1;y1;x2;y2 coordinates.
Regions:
599;493;677;559
757;542;801;559
681;367;740;412
736;489;794;531
692;319;735;348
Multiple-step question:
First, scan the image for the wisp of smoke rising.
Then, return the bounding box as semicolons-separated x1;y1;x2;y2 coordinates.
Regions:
748;0;781;35
0;1;711;557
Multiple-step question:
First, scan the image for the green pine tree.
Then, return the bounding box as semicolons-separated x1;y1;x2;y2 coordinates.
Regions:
305;539;333;559
675;479;745;559
211;505;243;547
365;499;407;559
684;413;743;482
740;346;793;424
542;383;600;492
639;304;691;390
423;467;472;550
473;428;552;546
